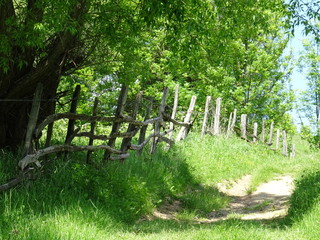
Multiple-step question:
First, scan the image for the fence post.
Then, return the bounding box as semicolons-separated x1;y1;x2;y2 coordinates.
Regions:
104;85;128;161
150;87;169;154
282;130;288;156
241;114;247;139
176;96;197;141
227;112;233;135
86;97;99;164
268;121;274;146
230;109;237;133
65;84;81;144
275;129;280;150
23;83;43;155
213;98;222;135
121;92;142;155
201;96;211;137
261;120;265;143
169;84;179;140
138;100;153;155
253;122;258;143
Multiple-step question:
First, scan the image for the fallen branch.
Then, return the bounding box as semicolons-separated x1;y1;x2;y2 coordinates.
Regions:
0;167;33;193
18;144;123;170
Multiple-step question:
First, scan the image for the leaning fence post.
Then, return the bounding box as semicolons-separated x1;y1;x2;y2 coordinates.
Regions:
268;121;274;146
213;98;222;135
150;87;169;154
201;96;211;137
86;97;99;164
120;91;142;155
227;112;233;135
282;130;288;156
169;84;179;140
104;85;128;161
137;100;153;155
240;114;247;139
230;109;237;133
176;95;197;141
23;83;43;155
65;84;81;144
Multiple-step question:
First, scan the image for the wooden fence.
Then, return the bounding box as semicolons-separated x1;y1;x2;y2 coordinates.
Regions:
0;83;295;192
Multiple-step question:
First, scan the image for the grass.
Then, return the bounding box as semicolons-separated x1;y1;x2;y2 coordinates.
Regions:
1;133;320;239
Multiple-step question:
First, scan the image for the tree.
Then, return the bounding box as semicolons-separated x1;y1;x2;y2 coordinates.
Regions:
299;37;320;138
0;0;195;149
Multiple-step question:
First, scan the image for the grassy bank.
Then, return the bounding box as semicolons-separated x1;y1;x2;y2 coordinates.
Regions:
0;133;320;239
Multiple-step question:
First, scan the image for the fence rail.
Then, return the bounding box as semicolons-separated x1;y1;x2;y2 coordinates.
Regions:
0;83;295;192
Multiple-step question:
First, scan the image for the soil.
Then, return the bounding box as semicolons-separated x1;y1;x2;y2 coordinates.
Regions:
149;175;294;223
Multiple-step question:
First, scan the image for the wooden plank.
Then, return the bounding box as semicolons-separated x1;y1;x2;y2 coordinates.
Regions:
201;96;211;137
227;112;233;135
137;100;153;155
104;85;128;161
169;84;179;140
150;87;169;154
24;83;43;155
268;121;274;146
213;98;222;135
240;114;247;139
86;97;99;164
282;130;288;156
120;92;142;154
65;84;81;144
230;109;237;134
176;95;197;141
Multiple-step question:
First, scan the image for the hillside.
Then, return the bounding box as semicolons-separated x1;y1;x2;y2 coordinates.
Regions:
1;134;320;239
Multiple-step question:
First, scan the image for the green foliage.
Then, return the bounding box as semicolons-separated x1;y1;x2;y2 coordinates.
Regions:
287;168;320;224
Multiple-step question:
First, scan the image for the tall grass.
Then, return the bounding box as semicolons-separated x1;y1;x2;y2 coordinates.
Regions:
1;133;320;239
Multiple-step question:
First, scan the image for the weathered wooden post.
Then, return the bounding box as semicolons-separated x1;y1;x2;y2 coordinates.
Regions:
253;122;258;143
227;112;233;135
230;109;237;134
176;96;197;141
268;121;274;146
169;84;179;140
137;100;153;155
104;85;128;161
23;83;43;155
282;130;288;156
65;84;81;144
240;114;247;139
151;87;169;154
213;97;222;135
86;97;99;164
201;96;212;137
275;129;280;150
261;119;265;143
121;92;142;155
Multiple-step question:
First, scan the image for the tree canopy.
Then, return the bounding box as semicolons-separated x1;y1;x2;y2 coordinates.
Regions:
0;0;306;148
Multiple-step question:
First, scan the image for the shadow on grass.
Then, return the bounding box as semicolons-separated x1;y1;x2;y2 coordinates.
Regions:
0;145;201;237
285;169;320;225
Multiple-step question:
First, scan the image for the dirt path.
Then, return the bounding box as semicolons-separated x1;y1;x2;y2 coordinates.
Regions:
207;175;294;222
150;175;294;223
